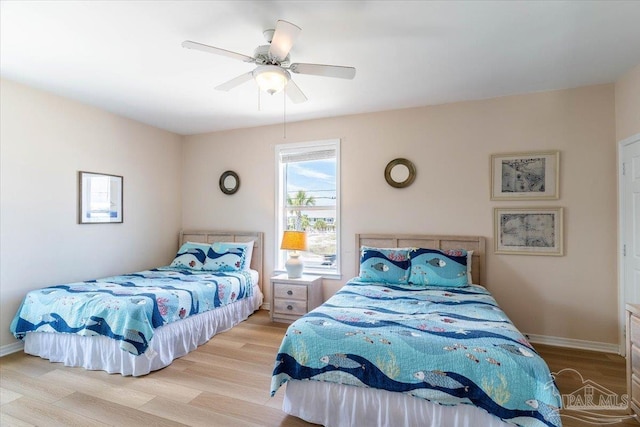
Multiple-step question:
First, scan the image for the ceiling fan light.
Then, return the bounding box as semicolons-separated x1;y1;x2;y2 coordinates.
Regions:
253;65;290;95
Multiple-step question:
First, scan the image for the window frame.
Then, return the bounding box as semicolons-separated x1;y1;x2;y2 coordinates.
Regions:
274;139;341;279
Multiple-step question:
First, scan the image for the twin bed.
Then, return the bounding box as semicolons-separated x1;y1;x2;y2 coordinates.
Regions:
10;230;264;376
10;231;560;427
270;234;561;427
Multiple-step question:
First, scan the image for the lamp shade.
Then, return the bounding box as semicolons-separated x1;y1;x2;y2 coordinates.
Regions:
280;230;307;251
253;65;290;95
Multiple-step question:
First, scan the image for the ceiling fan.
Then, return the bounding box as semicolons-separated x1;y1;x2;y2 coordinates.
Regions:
182;20;356;104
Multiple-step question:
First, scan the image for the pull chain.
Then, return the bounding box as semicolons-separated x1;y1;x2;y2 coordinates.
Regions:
258;88;261;111
283;87;287;139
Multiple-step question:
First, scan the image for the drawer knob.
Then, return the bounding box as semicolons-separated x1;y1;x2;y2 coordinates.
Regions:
287;290;293;295
287;305;293;310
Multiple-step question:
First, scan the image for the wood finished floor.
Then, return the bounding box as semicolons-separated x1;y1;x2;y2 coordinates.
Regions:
1;309;636;426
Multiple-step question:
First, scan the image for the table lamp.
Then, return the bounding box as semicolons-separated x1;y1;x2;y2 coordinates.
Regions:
280;230;307;278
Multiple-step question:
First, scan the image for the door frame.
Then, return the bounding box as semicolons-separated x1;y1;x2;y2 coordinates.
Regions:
618;132;640;356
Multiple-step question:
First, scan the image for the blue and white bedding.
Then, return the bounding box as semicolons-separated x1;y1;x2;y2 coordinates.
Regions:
271;279;561;427
10;267;255;356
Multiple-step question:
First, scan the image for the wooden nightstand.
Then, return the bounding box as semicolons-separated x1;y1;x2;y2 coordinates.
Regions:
627;304;640;418
271;274;323;323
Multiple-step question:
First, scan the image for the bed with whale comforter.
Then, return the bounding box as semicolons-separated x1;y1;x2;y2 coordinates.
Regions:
9;230;264;376
270;234;561;427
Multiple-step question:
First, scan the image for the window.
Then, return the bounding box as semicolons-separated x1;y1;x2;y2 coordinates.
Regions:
275;139;340;277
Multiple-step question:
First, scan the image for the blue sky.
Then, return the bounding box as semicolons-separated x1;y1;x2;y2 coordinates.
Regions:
286;159;336;208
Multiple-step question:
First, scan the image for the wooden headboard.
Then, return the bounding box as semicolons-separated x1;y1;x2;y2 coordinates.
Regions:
179;230;264;290
356;233;485;285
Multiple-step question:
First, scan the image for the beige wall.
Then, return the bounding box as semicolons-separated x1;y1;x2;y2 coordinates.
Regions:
0;78;621;350
0;79;183;349
183;84;618;345
615;63;640;141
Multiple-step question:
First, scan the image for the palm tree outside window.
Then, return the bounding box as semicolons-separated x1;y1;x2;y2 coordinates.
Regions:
287;190;316;231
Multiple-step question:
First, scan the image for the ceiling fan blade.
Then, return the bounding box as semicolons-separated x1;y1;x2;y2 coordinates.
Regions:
215;72;254;91
182;40;255;63
285;79;307;104
289;63;356;79
268;20;301;62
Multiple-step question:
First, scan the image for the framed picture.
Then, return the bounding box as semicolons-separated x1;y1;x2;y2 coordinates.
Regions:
78;171;123;224
491;151;559;200
494;207;563;256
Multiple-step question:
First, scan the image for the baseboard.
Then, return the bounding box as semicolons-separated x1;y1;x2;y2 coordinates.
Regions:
0;341;24;357
526;333;619;354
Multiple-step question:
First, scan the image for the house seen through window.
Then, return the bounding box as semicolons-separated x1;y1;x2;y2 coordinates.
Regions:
276;139;340;277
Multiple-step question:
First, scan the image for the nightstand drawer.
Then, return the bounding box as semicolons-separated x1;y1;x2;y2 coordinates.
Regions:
633;374;640;407
270;274;323;324
274;283;307;300
274;299;307;316
633;345;640;376
631;315;640;345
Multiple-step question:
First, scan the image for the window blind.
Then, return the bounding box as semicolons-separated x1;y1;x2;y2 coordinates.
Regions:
280;148;336;163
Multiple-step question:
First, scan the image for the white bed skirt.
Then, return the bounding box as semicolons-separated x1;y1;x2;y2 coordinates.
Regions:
23;287;263;376
283;380;512;427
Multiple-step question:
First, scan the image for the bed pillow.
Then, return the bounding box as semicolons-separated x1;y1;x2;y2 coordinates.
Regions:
169;242;211;270
466;250;474;284
202;242;249;272
358;246;410;284
408;248;469;287
240;241;254;270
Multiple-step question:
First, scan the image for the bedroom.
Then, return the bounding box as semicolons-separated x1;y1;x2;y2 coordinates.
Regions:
1;1;639;426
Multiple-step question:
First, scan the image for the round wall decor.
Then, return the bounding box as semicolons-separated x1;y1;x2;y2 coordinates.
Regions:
219;170;240;195
384;158;416;188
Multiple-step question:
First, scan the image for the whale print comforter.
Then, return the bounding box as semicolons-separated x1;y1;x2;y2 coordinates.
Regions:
270;279;562;427
10;267;255;356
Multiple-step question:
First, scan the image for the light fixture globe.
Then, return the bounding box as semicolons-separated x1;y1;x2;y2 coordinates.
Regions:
253;65;290;95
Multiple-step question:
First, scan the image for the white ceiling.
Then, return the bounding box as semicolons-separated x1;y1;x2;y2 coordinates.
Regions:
2;1;640;136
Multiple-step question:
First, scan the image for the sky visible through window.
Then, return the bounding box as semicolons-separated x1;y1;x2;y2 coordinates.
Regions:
286;159;336;211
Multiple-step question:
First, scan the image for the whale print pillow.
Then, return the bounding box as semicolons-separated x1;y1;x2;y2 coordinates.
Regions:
358;246;410;284
408;248;468;287
202;242;248;272
236;241;254;270
466;250;474;284
169;242;211;270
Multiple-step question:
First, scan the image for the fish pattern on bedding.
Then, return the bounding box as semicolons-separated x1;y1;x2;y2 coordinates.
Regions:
270;279;562;427
10;267;254;356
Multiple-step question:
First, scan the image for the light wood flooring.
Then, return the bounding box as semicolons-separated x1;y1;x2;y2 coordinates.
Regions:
1;310;636;426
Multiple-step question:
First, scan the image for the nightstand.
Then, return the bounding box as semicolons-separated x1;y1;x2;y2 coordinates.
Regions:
627;304;640;418
271;274;323;323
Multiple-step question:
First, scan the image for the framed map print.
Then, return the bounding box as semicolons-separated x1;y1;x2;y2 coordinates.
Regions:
494;207;563;256
491;151;559;200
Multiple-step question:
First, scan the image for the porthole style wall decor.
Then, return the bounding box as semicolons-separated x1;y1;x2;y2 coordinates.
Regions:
219;170;240;195
384;158;416;188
